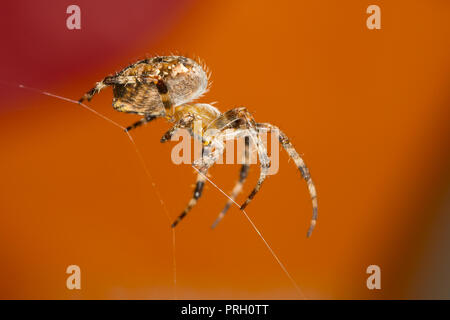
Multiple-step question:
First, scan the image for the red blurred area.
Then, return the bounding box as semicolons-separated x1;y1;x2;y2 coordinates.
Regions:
0;0;449;299
0;0;190;94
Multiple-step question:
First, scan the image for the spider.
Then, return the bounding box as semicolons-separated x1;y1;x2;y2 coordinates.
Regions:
79;56;318;237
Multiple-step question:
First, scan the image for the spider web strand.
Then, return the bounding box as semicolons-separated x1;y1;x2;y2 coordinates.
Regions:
192;165;305;299
6;82;305;300
3;83;177;299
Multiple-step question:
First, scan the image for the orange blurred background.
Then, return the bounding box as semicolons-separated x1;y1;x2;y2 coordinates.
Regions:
0;0;449;299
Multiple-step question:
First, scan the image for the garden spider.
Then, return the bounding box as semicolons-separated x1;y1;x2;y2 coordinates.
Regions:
79;56;318;237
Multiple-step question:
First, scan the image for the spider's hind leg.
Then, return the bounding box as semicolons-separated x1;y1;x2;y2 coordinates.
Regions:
257;123;318;237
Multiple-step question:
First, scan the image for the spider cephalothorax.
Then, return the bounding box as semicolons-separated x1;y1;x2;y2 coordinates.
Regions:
79;55;318;237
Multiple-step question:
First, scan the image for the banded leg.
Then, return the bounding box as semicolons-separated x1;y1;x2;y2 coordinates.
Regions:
79;80;109;103
125;114;158;132
171;146;223;228
257;123;318;237
171;167;207;228
211;136;250;228
160;114;194;143
204;108;270;212
79;73;158;103
79;75;133;103
240;129;271;210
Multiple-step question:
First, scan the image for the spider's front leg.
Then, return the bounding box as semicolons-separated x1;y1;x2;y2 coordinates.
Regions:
79;74;136;103
79;69;160;103
78;80;108;103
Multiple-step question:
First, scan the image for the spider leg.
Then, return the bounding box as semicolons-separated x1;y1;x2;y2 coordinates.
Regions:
79;73;158;103
125;114;159;132
240;129;270;210
79;79;109;103
203;107;271;212
257;123;318;237
171;167;207;228
78;75;126;103
211;136;250;228
171;144;223;227
160;114;194;143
